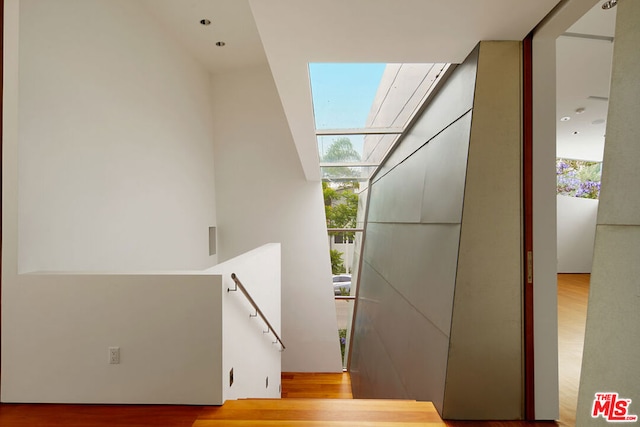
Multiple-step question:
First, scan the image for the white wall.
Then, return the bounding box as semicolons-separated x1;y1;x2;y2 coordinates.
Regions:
531;29;561;419
2;0;224;405
1;273;223;404
210;66;343;372
209;244;282;401
532;1;598;417
18;0;217;272
557;195;598;272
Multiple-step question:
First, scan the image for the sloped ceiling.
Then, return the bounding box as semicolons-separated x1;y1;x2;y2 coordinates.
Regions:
145;0;565;179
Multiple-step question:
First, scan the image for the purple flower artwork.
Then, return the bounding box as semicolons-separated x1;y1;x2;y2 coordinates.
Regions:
556;158;602;200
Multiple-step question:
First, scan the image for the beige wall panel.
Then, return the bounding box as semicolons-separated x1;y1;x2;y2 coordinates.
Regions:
576;1;640;424
595;0;640;227
443;41;523;420
576;226;640;425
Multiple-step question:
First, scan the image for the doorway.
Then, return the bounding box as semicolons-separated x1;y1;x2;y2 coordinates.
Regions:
556;2;614;424
531;0;616;422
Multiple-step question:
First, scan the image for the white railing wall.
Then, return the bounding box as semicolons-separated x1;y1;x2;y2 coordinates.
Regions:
2;272;224;405
1;244;281;405
208;243;282;402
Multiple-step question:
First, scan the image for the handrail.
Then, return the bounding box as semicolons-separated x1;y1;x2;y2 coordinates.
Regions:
228;273;285;351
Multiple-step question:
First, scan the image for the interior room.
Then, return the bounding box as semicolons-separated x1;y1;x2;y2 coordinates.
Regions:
2;0;639;425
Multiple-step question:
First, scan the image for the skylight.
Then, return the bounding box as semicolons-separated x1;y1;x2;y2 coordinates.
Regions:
309;62;449;181
309;63;386;130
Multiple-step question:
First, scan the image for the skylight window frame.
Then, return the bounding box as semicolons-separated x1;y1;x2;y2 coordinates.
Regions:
319;162;379;168
316;128;404;136
311;62;453;182
366;63;455;183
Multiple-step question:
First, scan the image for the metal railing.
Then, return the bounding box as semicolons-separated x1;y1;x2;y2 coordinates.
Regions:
228;273;285;351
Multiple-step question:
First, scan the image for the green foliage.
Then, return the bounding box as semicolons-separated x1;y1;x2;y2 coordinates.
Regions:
329;195;358;229
324;179;359;274
322;139;361;276
330;249;345;274
323;182;359;230
338;328;347;363
321;137;361;162
323;183;339;205
321;137;362;179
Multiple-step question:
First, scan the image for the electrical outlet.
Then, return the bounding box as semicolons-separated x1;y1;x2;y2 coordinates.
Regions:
109;347;120;364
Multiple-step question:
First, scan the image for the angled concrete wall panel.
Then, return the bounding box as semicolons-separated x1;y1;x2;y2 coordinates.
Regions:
576;1;640;424
352;42;524;420
443;41;523;420
351;45;479;414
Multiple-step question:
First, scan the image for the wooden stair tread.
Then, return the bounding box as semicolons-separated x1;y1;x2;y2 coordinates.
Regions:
281;372;353;399
195;398;445;426
194;422;446;426
223;398;424;409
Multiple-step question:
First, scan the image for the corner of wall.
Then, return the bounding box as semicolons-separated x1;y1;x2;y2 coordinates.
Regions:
443;40;524;420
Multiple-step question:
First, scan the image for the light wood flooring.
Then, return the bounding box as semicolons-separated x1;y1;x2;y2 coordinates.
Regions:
0;274;589;426
195;397;446;426
556;273;590;427
281;372;353;399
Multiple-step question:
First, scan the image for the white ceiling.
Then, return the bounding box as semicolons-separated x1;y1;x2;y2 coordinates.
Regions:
143;0;617;176
141;0;267;73
249;0;561;179
556;1;616;162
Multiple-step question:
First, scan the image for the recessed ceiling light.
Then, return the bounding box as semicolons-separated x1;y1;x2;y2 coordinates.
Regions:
216;41;226;47
575;107;586;114
592;119;606;125
573;131;580;135
200;19;211;26
560;116;571;122
602;0;617;10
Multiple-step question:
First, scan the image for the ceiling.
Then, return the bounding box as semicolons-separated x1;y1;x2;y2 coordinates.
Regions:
141;0;268;73
142;0;613;177
557;1;616;162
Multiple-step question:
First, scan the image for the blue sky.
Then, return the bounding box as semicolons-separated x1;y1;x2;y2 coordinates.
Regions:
309;63;386;130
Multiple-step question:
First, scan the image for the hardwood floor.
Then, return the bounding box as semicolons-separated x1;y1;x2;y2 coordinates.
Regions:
195;398;446;426
445;274;589;427
0;274;589;426
0;403;204;426
557;273;590;427
281;372;353;399
194;372;444;425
